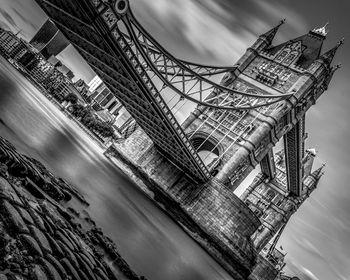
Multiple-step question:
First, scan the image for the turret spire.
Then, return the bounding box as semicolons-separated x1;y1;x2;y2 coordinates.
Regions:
261;19;286;45
312;22;329;37
311;163;325;180
319;38;344;66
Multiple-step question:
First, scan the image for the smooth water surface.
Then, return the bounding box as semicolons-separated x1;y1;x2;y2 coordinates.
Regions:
0;57;232;280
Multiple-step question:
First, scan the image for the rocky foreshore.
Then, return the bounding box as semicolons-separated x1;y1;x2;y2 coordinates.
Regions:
0;136;147;280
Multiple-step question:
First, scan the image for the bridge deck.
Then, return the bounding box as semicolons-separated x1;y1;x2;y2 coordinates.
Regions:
35;0;210;183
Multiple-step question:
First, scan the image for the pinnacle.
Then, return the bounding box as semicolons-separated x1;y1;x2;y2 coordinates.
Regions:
311;164;325;179
319;38;344;66
260;19;286;44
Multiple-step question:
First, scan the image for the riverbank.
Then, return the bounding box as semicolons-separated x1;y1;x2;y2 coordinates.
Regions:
0;135;147;280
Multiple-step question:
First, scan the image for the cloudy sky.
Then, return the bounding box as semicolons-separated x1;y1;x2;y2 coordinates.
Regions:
1;0;350;279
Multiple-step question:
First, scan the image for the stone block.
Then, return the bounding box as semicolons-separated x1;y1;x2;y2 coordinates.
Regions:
39;257;63;280
29;225;52;254
61;258;81;280
45;254;67;279
30;265;49;280
0;176;23;206
19;234;43;257
1;199;29;234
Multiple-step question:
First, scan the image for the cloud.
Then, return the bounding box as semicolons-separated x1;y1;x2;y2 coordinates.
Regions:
254;0;308;35
0;7;17;29
288;260;320;280
12;8;37;30
0;19;11;31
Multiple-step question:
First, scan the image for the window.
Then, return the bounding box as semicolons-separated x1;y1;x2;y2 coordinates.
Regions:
275;49;290;62
283;51;298;65
265;189;276;201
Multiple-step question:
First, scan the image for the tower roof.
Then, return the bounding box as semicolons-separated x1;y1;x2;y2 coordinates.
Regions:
319;38;344;66
266;29;326;68
311;164;325;180
260;19;285;46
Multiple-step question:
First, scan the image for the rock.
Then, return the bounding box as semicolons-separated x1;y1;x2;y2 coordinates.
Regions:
38;257;63;280
42;218;54;236
45;234;64;258
74;253;96;280
57;240;79;269
0;176;23;206
94;268;109;280
40;202;67;229
56;230;76;252
43;183;65;202
1;200;29;234
80;251;97;268
28;225;52;254
0;274;7;280
62;190;72;201
30;264;49;280
45;255;67;279
0;163;8;177
60;258;81;280
16;206;34;225
27;208;46;231
77;253;94;270
20;234;43;257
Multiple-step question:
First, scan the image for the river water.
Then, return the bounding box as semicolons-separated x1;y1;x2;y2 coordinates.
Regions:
0;57;233;280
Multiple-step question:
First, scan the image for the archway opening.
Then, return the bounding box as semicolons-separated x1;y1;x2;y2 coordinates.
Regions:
191;135;221;170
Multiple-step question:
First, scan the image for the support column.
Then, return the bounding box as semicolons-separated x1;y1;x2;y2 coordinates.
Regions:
260;148;276;180
284;118;304;196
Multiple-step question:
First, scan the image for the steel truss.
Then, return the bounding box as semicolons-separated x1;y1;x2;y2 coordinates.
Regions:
92;0;291;111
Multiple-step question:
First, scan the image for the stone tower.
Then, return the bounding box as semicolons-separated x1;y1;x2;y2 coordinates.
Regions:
241;148;324;251
182;21;341;192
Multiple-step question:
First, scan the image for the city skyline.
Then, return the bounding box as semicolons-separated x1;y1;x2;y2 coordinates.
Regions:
1;1;350;280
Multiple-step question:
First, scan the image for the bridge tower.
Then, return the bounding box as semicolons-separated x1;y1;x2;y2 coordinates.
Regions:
31;0;342;278
241;149;324;251
183;22;342;193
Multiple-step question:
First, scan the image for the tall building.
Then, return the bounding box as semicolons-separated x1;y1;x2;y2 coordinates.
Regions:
30;19;69;59
241;148;324;251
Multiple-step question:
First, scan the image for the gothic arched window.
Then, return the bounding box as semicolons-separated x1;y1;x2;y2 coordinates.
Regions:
283;51;299;65
275;49;290;62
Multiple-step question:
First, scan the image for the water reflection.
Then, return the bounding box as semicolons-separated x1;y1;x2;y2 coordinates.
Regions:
0;58;232;280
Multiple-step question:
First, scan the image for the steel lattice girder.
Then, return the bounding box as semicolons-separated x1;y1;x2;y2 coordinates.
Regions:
283;117;305;196
36;0;211;182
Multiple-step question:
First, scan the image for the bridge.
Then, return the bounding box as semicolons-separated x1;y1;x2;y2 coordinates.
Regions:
30;0;341;279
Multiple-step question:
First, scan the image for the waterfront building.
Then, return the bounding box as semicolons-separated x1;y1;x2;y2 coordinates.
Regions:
30;19;69;59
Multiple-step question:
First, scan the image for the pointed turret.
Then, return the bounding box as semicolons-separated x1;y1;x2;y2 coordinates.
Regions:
311;163;325;180
251;19;285;51
261;19;286;45
319;38;344;66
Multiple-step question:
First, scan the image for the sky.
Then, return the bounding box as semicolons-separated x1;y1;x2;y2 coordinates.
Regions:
0;0;350;279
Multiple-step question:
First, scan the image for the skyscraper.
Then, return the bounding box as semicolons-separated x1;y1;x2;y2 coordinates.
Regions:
30;19;69;59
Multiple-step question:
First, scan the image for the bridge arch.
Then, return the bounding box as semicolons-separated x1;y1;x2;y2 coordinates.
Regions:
189;132;223;173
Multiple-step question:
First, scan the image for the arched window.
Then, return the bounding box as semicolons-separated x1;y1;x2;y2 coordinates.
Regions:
283;51;299;65
259;61;269;70
265;189;276;201
275;48;290;62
